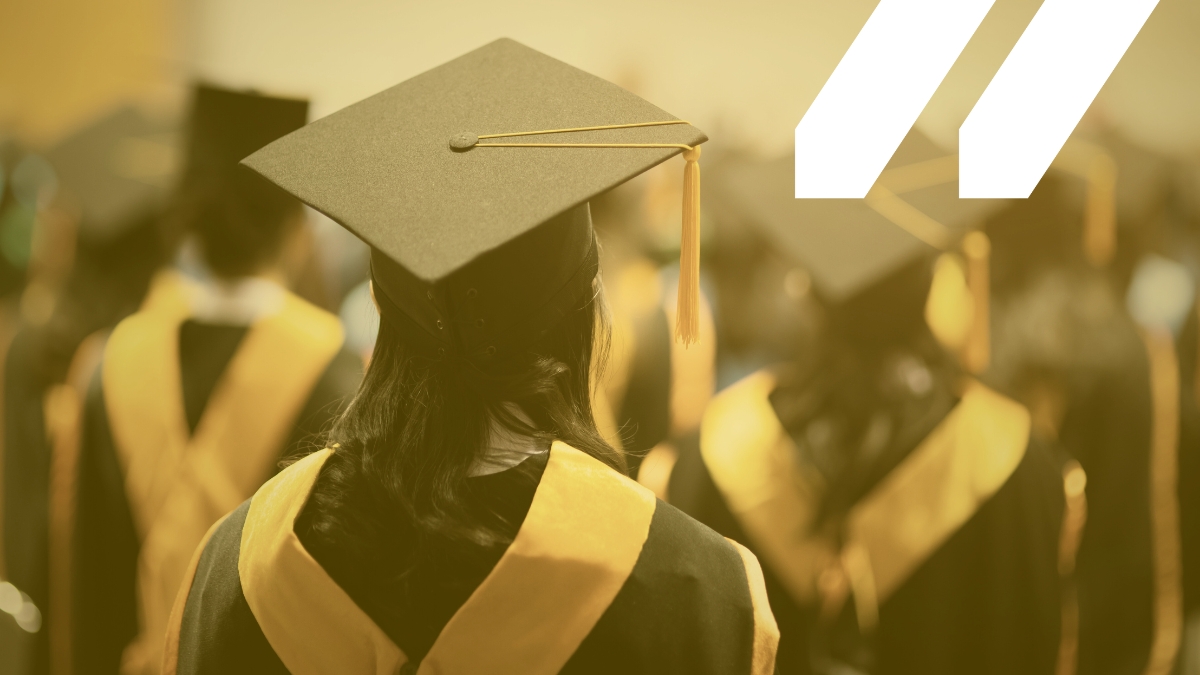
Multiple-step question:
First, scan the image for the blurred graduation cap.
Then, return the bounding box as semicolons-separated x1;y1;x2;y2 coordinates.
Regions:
243;38;707;370
710;130;1007;369
182;84;309;186
174;84;310;279
44;107;178;241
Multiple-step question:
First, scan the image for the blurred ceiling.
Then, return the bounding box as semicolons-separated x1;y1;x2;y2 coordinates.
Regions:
2;0;1197;160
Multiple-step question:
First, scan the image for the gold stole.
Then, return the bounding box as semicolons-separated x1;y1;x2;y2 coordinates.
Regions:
226;442;776;675
1138;326;1183;675
701;369;1030;619
46;269;196;675
104;281;343;675
45;331;108;675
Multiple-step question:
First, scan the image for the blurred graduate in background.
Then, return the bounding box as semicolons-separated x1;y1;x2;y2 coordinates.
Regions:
1163;158;1200;672
165;39;777;675
670;132;1074;675
2;107;176;675
985;133;1200;675
70;84;362;675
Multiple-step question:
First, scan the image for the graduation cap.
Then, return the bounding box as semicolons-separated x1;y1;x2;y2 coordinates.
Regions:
711;130;1006;370
243;38;707;371
182;83;309;187
44;107;178;241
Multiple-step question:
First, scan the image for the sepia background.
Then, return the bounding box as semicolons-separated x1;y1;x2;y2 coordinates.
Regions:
3;0;1200;673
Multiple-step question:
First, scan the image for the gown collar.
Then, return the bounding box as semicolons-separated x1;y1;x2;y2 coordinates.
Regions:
237;441;657;675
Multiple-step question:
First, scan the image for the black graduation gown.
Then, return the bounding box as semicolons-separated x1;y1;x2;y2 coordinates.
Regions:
988;265;1199;675
167;442;779;675
72;316;362;675
669;370;1066;675
1172;302;1200;623
1057;308;1157;675
4;319;118;675
3;329;56;673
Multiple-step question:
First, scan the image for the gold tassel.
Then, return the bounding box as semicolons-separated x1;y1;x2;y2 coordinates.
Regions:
675;145;702;347
1084;153;1117;268
962;231;990;375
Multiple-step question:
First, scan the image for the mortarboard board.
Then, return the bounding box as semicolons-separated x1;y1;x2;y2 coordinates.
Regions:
242;38;707;371
176;84;311;276
710;130;1002;306
182;83;309;188
711;130;1007;370
44;107;178;241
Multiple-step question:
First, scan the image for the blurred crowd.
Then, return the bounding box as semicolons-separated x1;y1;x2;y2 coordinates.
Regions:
1;4;1200;675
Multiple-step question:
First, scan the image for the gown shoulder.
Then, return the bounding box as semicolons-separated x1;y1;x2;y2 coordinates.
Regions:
172;500;287;675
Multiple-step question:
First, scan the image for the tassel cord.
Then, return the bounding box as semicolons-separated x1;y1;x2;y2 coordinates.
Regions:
675;146;701;347
470;119;702;346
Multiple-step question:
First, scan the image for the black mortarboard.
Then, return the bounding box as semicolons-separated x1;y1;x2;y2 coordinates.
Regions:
243;38;707;370
44;107;177;240
182;83;309;187
711;130;1002;306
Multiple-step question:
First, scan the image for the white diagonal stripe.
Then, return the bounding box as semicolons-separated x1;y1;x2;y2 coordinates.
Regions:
959;0;1161;198
794;0;995;199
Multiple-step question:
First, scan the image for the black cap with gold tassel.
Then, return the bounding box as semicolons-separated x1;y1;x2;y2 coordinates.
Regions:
239;38;707;368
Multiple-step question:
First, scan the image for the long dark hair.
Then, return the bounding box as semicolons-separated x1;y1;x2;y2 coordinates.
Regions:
297;278;617;574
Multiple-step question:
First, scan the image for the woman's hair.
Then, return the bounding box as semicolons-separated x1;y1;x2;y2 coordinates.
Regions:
174;168;302;278
297;279;617;574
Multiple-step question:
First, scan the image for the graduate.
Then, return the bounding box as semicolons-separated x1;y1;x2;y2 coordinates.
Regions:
668;141;1072;675
1159;161;1200;663
163;38;778;675
72;85;363;675
985;140;1199;675
3;106;175;675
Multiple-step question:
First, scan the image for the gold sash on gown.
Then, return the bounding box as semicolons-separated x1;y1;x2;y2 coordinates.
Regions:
165;442;778;675
1139;326;1183;675
103;273;343;675
45;270;194;675
701;369;1030;624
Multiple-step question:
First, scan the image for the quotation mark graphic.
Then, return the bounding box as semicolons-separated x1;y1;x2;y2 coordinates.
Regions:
794;0;1161;199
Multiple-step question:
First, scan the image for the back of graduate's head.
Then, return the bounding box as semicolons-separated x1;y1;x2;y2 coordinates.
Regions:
28;105;175;386
313;203;618;554
174;83;309;278
772;252;962;533
177;167;303;278
824;255;936;355
780;253;950;425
